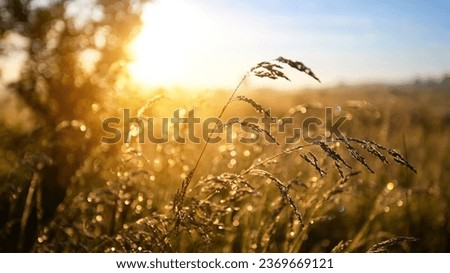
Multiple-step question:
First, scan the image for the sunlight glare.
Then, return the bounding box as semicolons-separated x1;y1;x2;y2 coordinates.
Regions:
127;0;209;89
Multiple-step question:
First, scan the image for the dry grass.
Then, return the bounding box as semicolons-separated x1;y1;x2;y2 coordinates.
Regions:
1;58;449;253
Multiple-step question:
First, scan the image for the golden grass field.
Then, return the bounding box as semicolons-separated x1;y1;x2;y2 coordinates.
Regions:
1;79;448;252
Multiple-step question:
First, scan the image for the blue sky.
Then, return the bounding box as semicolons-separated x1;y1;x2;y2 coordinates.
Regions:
131;0;448;90
161;0;449;90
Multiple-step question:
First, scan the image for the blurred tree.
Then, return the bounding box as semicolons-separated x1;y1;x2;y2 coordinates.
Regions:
0;0;149;251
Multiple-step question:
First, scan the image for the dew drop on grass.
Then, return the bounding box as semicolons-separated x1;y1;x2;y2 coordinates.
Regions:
153;158;163;172
156;144;163;153
137;160;144;168
253;145;262;153
168;159;175;167
100;144;110;152
386;182;395;191
91;103;99;112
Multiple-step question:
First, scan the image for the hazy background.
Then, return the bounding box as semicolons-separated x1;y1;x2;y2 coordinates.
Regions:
126;0;450;90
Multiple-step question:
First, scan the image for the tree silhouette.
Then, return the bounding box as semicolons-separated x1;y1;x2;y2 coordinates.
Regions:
0;0;149;251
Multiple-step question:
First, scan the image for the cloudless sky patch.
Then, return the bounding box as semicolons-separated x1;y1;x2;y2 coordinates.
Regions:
130;0;450;90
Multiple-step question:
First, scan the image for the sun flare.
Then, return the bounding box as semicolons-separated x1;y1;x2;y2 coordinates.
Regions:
127;0;209;90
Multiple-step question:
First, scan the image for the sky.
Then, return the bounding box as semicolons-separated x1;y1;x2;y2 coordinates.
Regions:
1;0;449;92
128;0;450;91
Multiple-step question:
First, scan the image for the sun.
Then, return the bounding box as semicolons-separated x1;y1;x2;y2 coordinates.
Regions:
127;0;208;90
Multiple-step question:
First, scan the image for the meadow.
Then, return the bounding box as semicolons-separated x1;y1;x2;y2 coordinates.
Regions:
1;67;448;252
